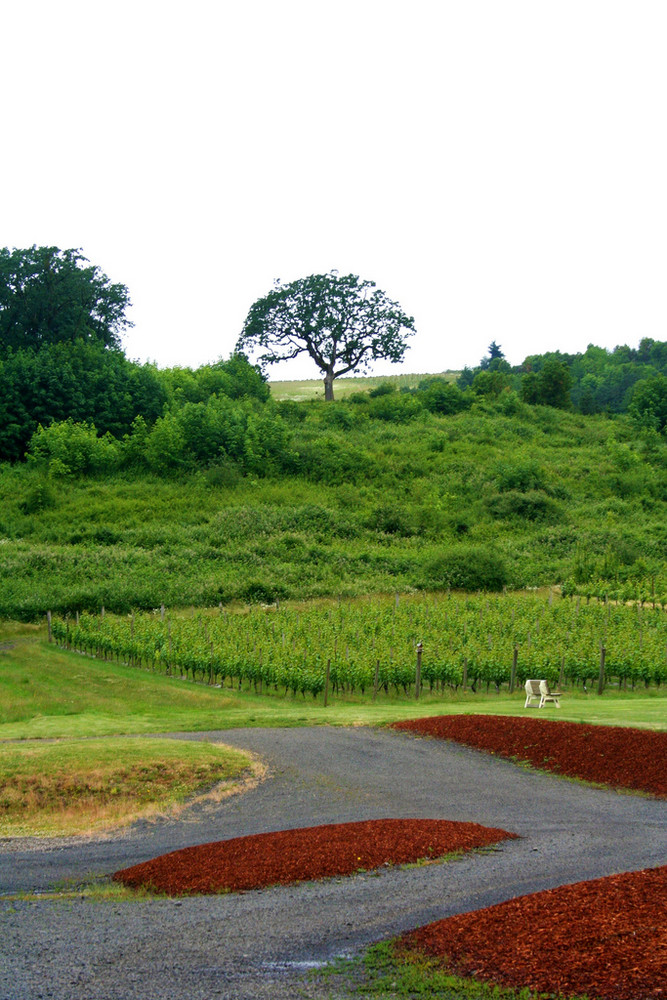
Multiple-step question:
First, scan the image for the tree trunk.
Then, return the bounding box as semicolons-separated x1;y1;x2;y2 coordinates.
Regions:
324;372;335;401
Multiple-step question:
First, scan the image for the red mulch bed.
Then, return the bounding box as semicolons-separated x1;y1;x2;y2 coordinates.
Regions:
391;715;667;797
398;864;667;1000
112;818;517;895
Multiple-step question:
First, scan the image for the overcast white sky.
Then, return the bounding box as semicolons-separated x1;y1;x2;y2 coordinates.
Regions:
2;1;666;379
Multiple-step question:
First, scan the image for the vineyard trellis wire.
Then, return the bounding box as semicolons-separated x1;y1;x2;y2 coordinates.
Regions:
50;591;667;700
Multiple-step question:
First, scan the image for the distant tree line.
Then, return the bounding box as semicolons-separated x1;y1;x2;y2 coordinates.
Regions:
457;339;667;428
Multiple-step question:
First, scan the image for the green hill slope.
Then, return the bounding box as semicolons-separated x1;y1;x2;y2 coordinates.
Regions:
1;396;665;620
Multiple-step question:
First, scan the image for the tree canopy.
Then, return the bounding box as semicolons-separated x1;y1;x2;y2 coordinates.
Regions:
237;272;415;400
0;346;269;463
629;374;667;433
0;246;132;352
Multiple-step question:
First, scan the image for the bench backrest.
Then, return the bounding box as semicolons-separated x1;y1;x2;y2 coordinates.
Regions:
525;679;542;695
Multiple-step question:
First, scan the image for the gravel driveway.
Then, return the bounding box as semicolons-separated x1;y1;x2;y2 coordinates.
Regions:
1;725;665;999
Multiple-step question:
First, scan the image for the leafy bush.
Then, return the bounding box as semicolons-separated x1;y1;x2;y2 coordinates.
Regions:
18;479;57;514
471;370;510;397
487;490;561;522
368;381;396;398
629;375;667;433
142;412;187;474
204;457;243;487
493;459;546;493
295;434;378;484
364;392;424;422
130;397;294;477
240;580;289;604
27;420;121;477
157;353;269;405
419;379;471;415
366;504;415;536
421;546;508;591
318;403;359;430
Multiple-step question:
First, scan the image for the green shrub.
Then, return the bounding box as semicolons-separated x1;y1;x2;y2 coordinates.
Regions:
368;381;396;398
240;580;289;604
204;457;243;487
366;504;415;536
318;403;358;430
365;393;424;422
18;479;57;514
421;546;508;591
419;379;471;415
487;489;561;522
295;434;377;484
493;459;546;493
27;420;121;477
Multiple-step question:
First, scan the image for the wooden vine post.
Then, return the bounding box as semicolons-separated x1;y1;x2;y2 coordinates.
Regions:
373;659;380;702
323;658;331;707
509;647;518;693
598;647;606;695
47;610;52;643
415;642;423;700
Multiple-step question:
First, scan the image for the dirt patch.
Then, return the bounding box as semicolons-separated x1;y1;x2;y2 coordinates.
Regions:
391;715;667;796
113;818;517;895
398;864;667;1000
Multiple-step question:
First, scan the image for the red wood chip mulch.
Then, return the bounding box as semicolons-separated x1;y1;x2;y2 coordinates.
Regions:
112;818;517;895
391;714;667;797
398;864;667;1000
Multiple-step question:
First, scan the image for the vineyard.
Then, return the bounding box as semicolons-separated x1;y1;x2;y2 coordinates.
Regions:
50;591;667;700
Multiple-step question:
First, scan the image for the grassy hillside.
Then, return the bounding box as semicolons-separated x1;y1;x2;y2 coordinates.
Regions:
0;393;665;619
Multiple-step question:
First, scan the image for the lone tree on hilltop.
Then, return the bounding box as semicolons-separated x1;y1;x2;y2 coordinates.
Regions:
237;272;415;400
0;246;132;352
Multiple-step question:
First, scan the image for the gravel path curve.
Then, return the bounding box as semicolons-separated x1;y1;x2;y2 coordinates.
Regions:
1;725;665;999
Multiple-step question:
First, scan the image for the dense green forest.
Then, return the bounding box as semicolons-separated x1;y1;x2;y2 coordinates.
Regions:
1;248;666;620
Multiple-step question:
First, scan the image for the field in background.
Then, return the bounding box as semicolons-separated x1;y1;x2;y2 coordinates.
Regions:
269;370;459;400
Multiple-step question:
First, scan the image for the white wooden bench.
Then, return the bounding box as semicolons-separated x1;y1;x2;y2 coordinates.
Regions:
524;678;562;708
